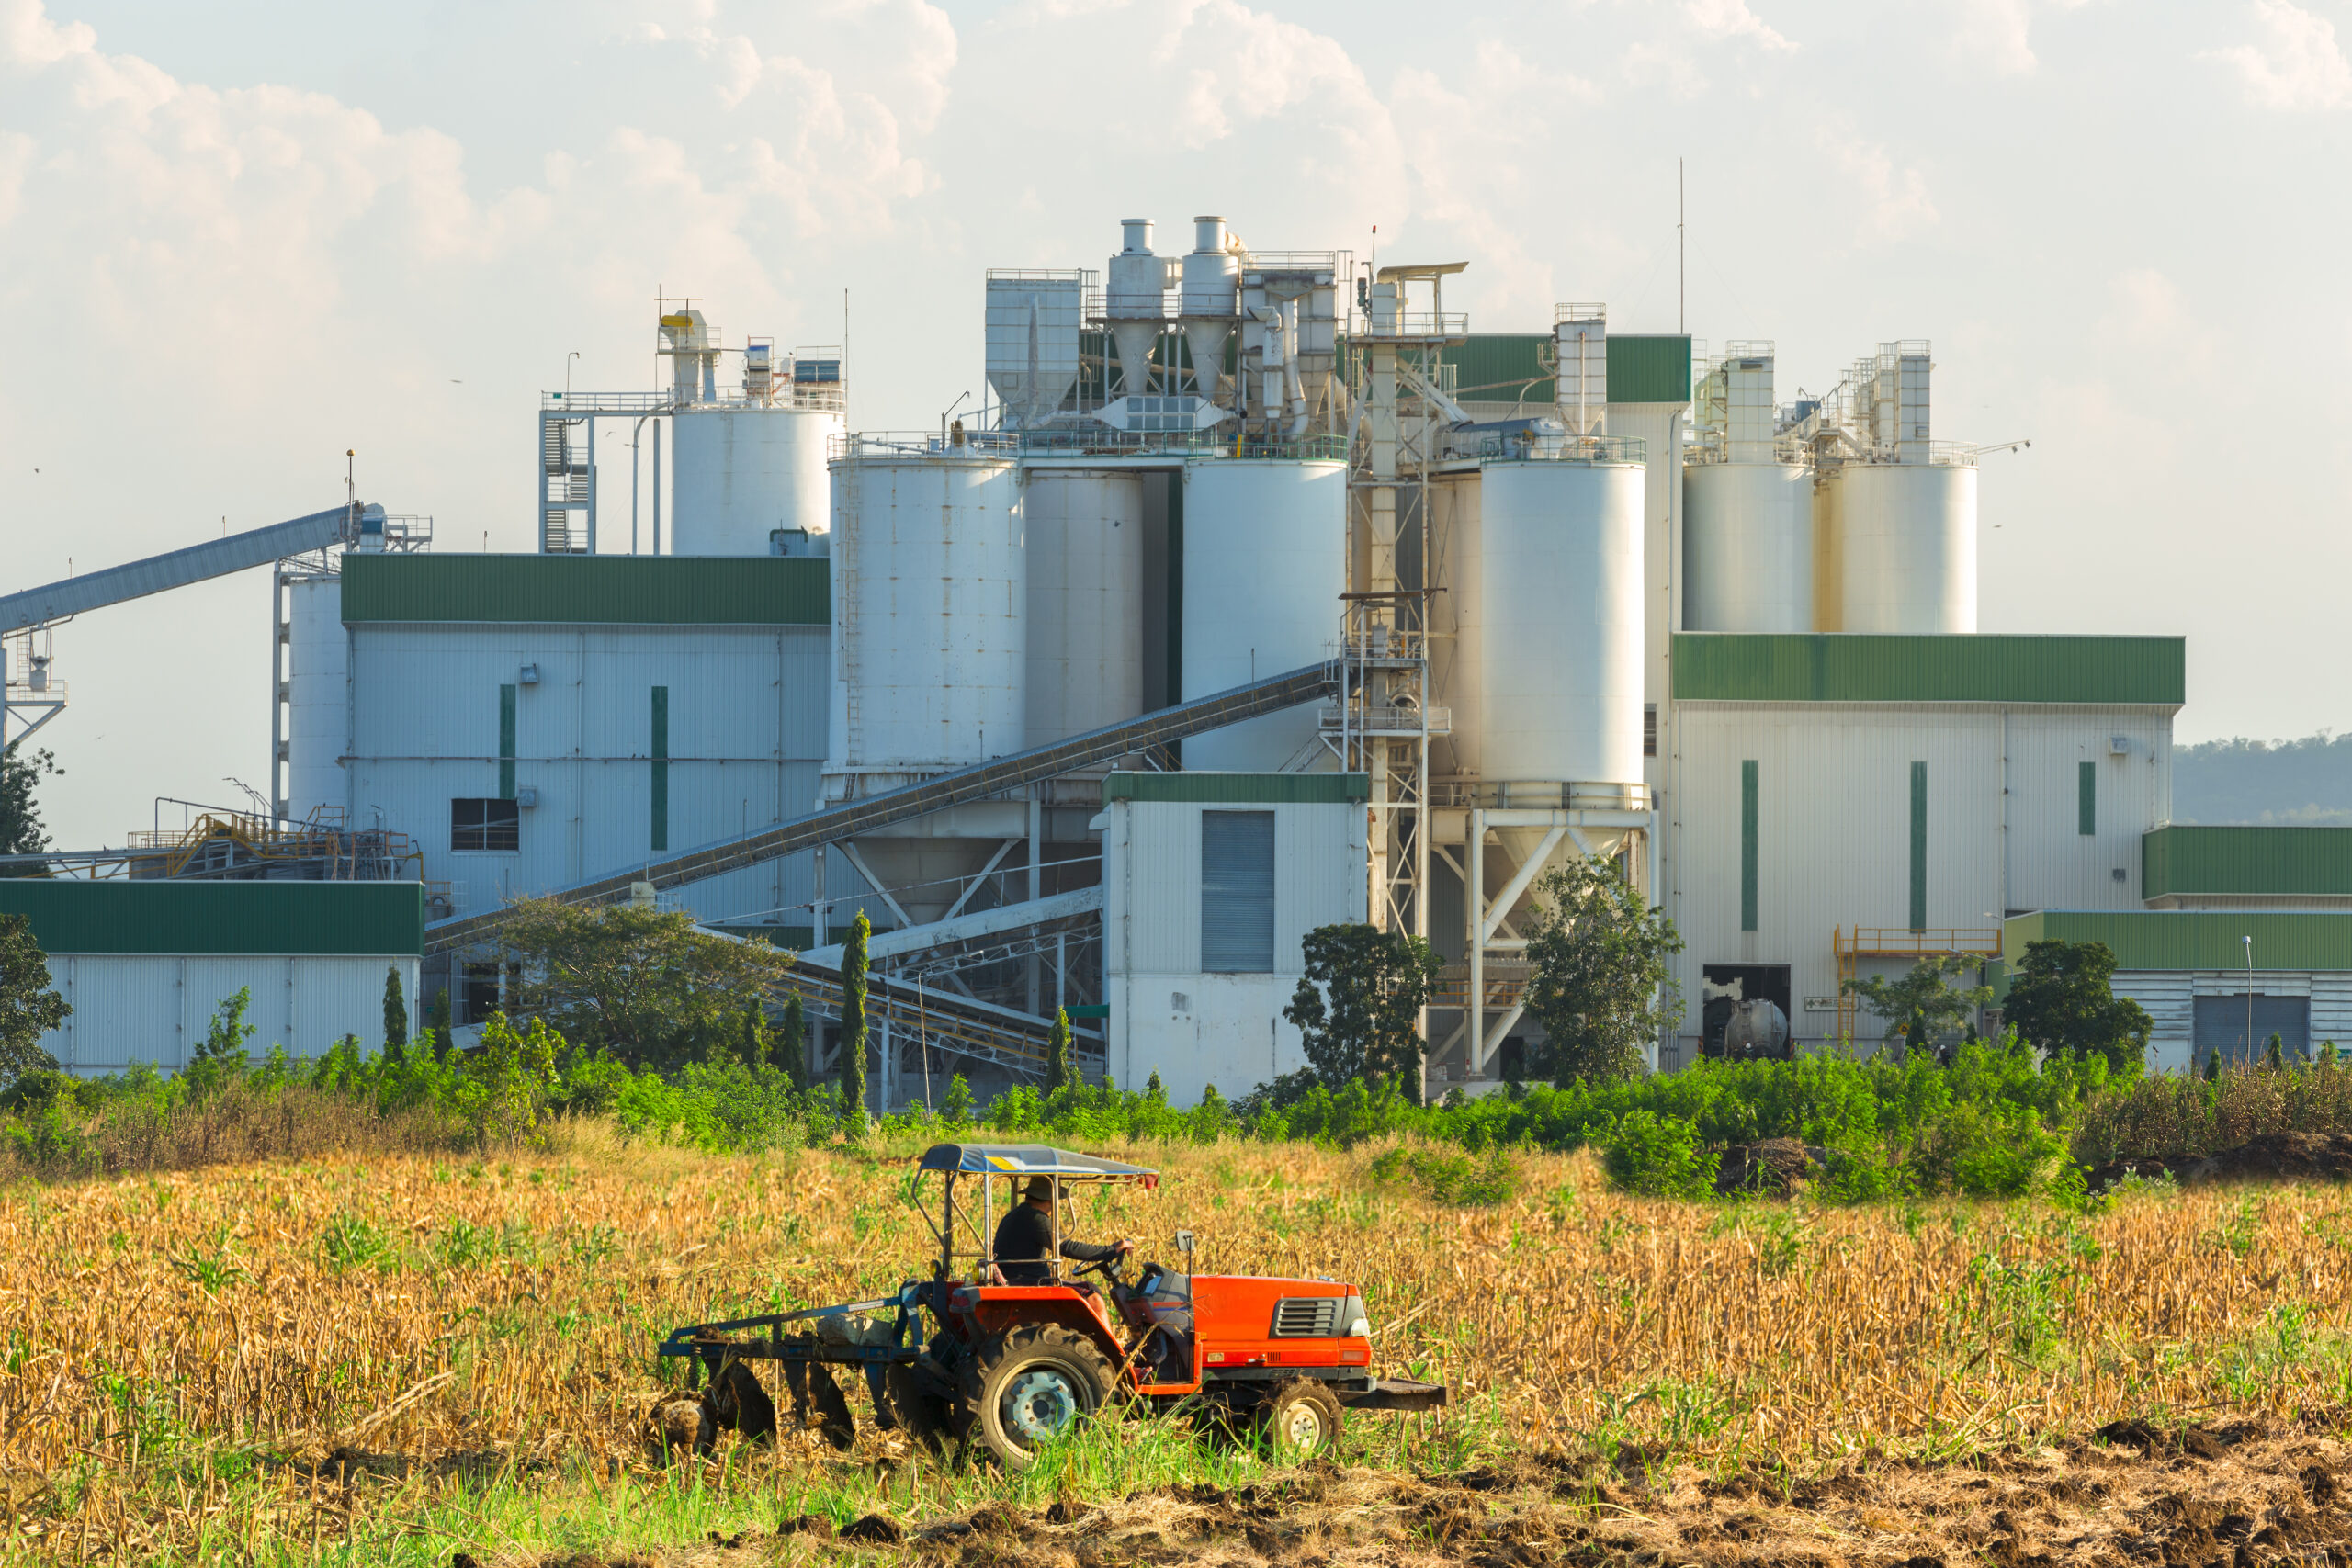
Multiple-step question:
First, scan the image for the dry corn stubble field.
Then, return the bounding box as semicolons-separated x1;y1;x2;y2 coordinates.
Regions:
2;1132;2351;1566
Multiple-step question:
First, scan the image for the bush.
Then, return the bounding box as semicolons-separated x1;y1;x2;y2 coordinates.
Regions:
1600;1110;1713;1199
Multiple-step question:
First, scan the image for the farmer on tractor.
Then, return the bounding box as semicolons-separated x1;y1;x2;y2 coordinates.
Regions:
993;1175;1135;1285
659;1143;1446;1471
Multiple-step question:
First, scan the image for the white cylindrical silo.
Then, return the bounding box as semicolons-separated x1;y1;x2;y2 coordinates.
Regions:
1682;461;1815;632
1477;458;1645;789
1024;469;1145;749
1429;474;1483;781
1179;458;1345;772
670;405;842;556
1827;461;1977;634
286;575;347;822
822;454;1025;799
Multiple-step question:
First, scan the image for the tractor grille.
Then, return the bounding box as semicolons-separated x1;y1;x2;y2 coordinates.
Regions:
1269;1297;1343;1337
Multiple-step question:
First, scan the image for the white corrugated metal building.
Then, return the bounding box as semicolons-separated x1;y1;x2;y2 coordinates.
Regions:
1099;773;1368;1104
1;882;423;1072
1661;632;2182;1062
308;553;835;1019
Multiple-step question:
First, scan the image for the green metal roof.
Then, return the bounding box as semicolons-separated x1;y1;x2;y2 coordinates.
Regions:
1446;333;1693;408
1606;335;1693;404
1453;335;1553;404
342;555;829;626
2004;910;2352;972
1102;772;1371;805
0;881;425;956
2143;826;2352;898
1672;634;2186;706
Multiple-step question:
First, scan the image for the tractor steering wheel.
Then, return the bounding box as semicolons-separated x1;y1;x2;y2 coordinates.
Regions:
1072;1248;1132;1286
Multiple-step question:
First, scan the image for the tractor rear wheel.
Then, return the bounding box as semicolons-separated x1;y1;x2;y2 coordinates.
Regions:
953;1325;1119;1471
1256;1380;1343;1461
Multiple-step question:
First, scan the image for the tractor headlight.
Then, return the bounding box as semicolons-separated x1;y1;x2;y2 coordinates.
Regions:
1344;1293;1371;1337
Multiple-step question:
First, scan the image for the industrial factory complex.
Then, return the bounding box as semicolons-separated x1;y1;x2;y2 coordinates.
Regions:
7;215;2351;1099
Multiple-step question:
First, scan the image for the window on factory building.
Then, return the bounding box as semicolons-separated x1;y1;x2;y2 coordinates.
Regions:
1200;810;1275;973
1644;705;1658;758
452;797;520;852
460;960;522;1025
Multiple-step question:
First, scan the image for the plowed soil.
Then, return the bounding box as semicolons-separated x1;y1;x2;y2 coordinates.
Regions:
515;1419;2352;1567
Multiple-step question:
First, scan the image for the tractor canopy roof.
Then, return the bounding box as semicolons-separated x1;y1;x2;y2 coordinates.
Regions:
915;1144;1158;1181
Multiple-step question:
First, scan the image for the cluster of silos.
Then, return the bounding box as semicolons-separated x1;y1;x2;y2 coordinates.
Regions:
1680;342;1976;635
660;307;844;557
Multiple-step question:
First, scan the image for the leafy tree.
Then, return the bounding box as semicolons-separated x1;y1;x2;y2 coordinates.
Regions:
941;1072;974;1126
1044;1007;1073;1097
1999;940;2153;1075
1283;923;1443;1090
1521;855;1686;1085
0;743;62;873
500;897;796;1066
839;910;870;1136
426;987;454;1060
777;991;808;1092
455;1011;560;1149
382;967;408;1065
737;1006;769;1068
1844;953;1991;1058
185;987;257;1099
0;912;69;1086
1146;1068;1167;1103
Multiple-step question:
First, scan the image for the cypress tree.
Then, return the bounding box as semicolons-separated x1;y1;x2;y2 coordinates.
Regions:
779;991;807;1091
840;911;870;1135
739;1006;768;1068
427;987;454;1060
2265;1031;2285;1070
2202;1047;2222;1082
1146;1068;1166;1102
382;967;408;1065
1044;1007;1074;1099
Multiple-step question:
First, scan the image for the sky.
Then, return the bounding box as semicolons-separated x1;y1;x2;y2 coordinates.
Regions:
2;0;2348;849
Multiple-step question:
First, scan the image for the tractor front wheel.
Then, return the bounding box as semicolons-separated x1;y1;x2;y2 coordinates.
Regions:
1256;1380;1343;1461
954;1325;1119;1471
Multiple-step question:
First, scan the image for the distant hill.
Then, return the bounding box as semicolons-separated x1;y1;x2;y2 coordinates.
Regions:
2174;733;2352;826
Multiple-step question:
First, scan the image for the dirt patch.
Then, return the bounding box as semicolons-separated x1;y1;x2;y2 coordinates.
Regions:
2089;1130;2352;1189
741;1418;2352;1567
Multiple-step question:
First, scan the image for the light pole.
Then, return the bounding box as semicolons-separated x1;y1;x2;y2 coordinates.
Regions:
2244;932;2254;1069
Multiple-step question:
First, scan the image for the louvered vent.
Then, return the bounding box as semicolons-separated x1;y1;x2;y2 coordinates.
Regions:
1270;1297;1342;1338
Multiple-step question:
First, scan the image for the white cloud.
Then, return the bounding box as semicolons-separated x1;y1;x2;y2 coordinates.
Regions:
1817;126;1939;243
2208;0;2352;109
2098;267;2225;374
1683;0;1795;51
1951;0;2040;75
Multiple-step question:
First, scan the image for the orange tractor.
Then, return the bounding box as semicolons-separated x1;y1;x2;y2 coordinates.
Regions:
658;1143;1444;1468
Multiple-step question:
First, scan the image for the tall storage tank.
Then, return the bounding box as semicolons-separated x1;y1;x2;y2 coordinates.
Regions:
1476;457;1645;829
286;575;347;821
1683;462;1814;631
822;453;1025;799
671;405;841;556
1428;475;1482;782
1024;469;1145;748
1180;458;1345;771
1825;460;1977;633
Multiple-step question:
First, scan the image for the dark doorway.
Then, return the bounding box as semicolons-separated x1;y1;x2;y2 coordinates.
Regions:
1701;964;1792;1056
2193;994;2309;1069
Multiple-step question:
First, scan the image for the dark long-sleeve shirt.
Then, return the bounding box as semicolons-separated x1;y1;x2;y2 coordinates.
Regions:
991;1201;1117;1285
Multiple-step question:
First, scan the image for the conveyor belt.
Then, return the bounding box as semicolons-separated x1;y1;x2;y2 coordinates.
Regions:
0;505;355;631
424;660;1337;953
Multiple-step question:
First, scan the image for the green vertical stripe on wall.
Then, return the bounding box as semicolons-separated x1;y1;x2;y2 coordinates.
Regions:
498;685;517;800
650;686;670;852
2079;761;2097;837
1909;761;1928;931
1740;760;1758;932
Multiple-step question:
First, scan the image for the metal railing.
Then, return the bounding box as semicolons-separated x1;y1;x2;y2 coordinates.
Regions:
541;387;845;413
831;429;1351;463
1445;431;1648;465
1431;779;1653;812
1363;312;1469;341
